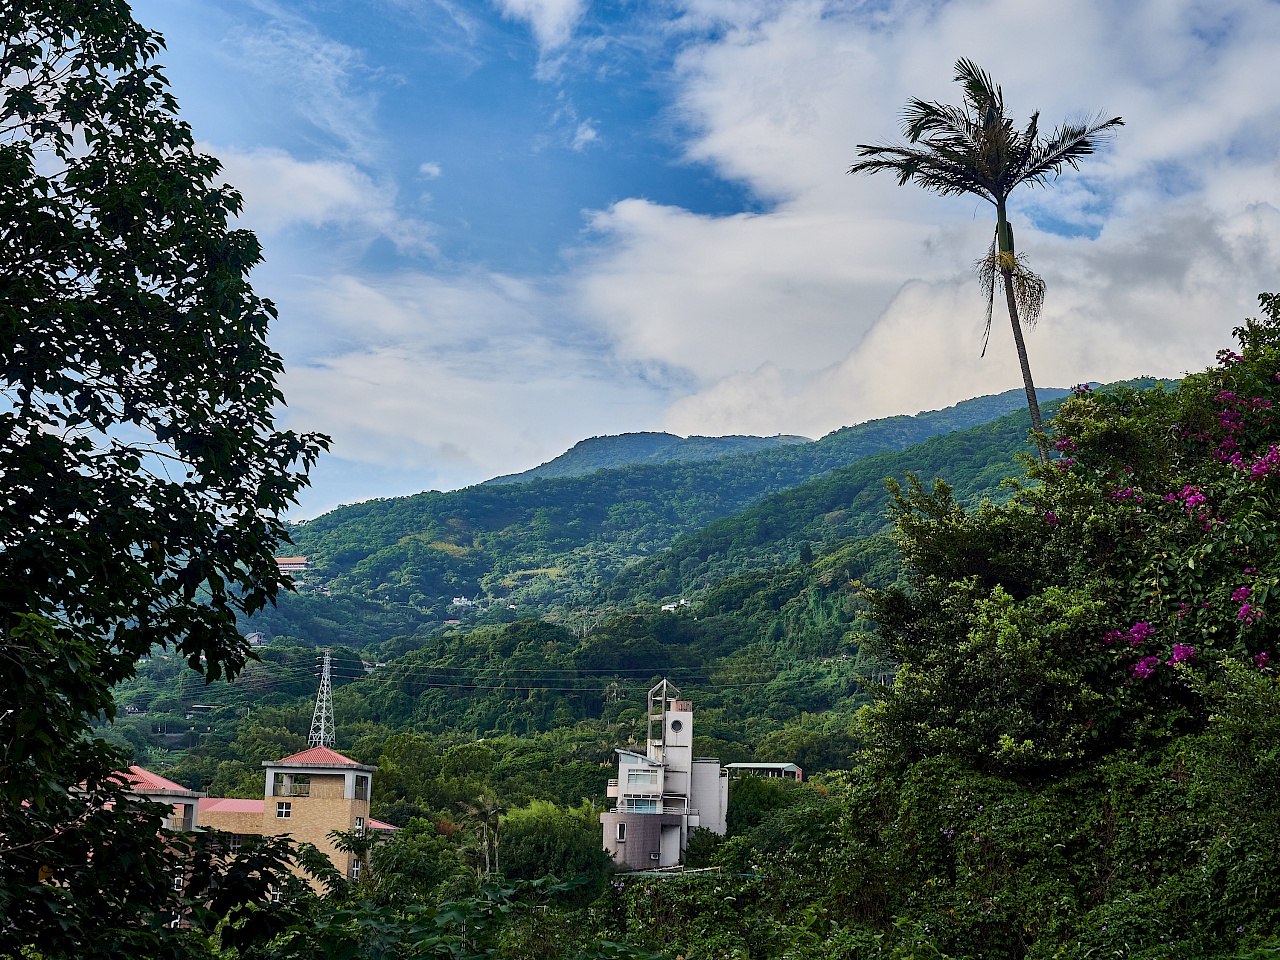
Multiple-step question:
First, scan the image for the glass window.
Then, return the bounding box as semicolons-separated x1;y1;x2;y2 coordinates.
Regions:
625;798;658;814
616;822;626;842
355;817;365;837
355;775;369;800
270;886;281;904
276;801;291;819
273;772;285;797
626;770;658;786
351;860;362;880
229;835;242;852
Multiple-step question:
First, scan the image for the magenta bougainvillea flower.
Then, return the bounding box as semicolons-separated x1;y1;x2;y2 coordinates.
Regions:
1130;656;1161;680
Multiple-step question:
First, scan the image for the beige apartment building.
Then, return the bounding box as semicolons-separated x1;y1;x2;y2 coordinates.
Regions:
122;745;394;887
196;745;395;883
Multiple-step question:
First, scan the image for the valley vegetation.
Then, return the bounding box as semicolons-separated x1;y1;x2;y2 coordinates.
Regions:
5;4;1280;960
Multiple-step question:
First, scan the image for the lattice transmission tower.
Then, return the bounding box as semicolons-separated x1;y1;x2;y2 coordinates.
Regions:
308;650;335;748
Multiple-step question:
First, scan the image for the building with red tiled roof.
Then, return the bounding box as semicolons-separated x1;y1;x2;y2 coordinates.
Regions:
274;556;308;572
272;745;366;767
116;765;203;832
196;743;393;888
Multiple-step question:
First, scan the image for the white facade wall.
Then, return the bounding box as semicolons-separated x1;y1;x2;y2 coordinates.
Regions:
602;685;730;869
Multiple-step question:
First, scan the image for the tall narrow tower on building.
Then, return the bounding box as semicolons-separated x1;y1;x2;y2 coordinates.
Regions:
308;650;335;748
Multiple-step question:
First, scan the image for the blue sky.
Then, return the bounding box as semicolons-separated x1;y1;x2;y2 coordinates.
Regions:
131;0;1280;516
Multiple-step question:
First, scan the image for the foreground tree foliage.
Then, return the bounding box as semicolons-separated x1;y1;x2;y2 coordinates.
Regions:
642;295;1280;959
0;3;325;954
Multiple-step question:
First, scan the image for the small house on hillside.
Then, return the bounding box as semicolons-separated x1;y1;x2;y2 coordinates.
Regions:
600;680;728;870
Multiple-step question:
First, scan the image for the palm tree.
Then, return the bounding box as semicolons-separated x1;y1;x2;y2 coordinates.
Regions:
848;59;1122;460
457;794;505;877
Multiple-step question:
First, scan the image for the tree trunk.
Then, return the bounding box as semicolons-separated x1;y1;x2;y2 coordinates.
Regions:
996;203;1048;463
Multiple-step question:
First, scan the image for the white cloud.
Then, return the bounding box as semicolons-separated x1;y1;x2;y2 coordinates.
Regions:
491;0;588;52
227;9;383;162
563;0;1280;440
274;271;674;497
212;145;436;253
419;161;443;178
571;120;599;151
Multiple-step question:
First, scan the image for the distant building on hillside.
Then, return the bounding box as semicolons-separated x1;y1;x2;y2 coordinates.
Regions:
115;765;203;832
601;680;728;870
274;556;308;572
725;761;803;782
197;745;396;887
118;746;397;891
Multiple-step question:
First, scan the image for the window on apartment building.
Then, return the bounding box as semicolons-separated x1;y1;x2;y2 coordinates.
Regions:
625;798;658;814
276;801;291;819
355;775;369;800
351;860;362;880
616;822;626;842
273;772;309;796
626;770;658;786
229;834;242;853
355;817;365;837
270;886;281;904
171;871;184;892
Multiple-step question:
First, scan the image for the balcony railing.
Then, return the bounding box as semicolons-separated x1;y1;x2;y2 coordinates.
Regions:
613;803;700;816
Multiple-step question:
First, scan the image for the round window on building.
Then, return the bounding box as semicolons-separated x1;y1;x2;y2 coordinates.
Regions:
670;719;683;733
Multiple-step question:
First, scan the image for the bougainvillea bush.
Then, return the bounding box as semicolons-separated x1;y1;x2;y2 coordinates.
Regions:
863;293;1280;780
810;293;1280;957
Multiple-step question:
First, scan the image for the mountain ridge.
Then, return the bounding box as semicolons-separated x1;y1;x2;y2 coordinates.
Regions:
483;431;812;485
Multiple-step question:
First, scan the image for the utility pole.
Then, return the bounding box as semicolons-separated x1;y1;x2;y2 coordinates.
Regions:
308;649;335;748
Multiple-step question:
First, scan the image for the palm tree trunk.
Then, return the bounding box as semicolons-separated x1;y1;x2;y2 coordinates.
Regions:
996;204;1048;463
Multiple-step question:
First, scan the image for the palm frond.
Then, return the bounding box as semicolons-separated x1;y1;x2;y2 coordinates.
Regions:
953;58;1003;117
976;232;998;356
975;241;1046;353
902;98;974;143
1017;112;1124;185
849;144;997;201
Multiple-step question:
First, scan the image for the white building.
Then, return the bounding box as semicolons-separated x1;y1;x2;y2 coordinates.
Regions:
600;680;728;870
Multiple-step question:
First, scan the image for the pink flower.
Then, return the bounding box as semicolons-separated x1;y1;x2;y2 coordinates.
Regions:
1232;586;1252;604
1130;656;1161;680
1167;644;1195;665
1045;511;1059;527
1256;652;1271;669
1238;603;1263;626
1128;622;1154;646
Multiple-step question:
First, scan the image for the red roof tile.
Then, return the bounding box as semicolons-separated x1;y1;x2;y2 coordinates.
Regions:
199;797;265;814
120;766;198;794
368;818;399;832
273;745;364;767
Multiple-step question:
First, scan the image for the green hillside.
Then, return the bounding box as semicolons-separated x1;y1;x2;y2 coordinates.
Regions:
605;401;1052;603
261;387;1067;638
483;431;812;484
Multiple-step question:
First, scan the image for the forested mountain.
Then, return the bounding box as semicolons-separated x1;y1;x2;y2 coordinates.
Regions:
606;400;1056;603
483;431;812;484
263;386;1067;633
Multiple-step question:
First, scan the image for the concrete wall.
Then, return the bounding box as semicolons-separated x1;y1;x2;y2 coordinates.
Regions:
600;812;684;871
690;760;728;835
